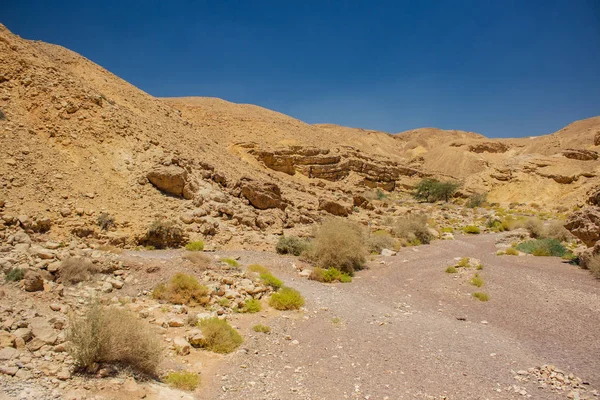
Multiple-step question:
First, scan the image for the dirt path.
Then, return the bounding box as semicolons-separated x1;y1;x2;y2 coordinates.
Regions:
197;234;600;400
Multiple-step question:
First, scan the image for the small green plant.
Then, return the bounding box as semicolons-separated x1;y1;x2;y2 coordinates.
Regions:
218;298;231;307
185;241;205;251
260;272;283;289
457;257;470;268
269;287;305;310
475;263;483;270
153;273;209;306
241;298;262;313
248;264;270;274
440;227;454;233
332;317;341;325
221;258;239;268
164;371;201;391
505;247;519;256
470;273;484;287
339;273;352;283
5;268;25;282
252;324;271;333
309;267;352;283
516;238;569;257
275;236;310;256
472;292;489;302
445;266;457;274
463;225;481;234
197;317;243;354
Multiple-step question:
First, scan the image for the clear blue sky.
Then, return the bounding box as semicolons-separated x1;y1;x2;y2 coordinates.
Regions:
4;0;600;137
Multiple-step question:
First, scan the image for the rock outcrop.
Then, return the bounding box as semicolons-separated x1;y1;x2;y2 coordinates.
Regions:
564;207;600;247
147;165;197;199
240;180;287;210
562;149;598;161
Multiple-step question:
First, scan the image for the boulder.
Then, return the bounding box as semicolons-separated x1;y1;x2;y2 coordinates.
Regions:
147;165;195;199
23;270;43;292
579;241;600;269
187;330;206;348
564;207;600;247
0;347;18;360
318;198;352;217
173;337;190;355
381;248;397;257
240;180;287;210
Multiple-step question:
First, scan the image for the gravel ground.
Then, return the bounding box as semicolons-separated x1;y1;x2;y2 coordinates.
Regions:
197;233;600;400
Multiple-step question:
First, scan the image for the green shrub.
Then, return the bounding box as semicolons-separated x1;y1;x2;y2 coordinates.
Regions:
470;273;484;287
260;272;283;289
185;241;204;251
445;266;457;274
505;247;519;256
97;212;115;231
67;303;162;376
472;292;489;302
440;227;454;233
413;179;460;202
309;267;352;283
197;317;243;354
393;214;433;245
218;298;231;307
248;264;270;274
252;324;271;333
275;236;310;256
241;299;262;313
5;268;25;282
269;287;305;310
164;371;201;391
457;257;470;268
141;219;186;249
367;230;396;253
486;218;508;232
152;273;209;305
463;225;481;234
476;263;483;270
466;192;487;208
516;238;569;257
221;258;239;267
309;217;367;274
339;274;352;283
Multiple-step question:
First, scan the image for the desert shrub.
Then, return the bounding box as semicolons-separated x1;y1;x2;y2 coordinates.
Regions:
67;303;162;376
505;247;519;256
476;263;483;270
248;264;270;274
59;257;98;284
185;241;204;251
543;221;573;242
97;212;115;231
413;179;460;202
253;324;271;333
5;268;25;282
269;287;305;310
523;218;544;238
516;238;569;257
463;225;481;234
367;230;396;253
275;236;310;256
240;299;262;313
197;317;243;354
393;214;432;245
440;227;454;233
587;255;600;279
470;273;484;287
221;258;239;268
457;257;470;268
152;273;209;305
260;272;283;289
309;217;367;274
164;371;200;391
141;219;186;249
309;267;352;283
466;192;487;208
445;266;457;274
472;292;489;301
182;252;212;269
486;218;508;232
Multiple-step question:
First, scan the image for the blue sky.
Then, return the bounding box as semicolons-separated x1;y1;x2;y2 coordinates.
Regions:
4;0;600;137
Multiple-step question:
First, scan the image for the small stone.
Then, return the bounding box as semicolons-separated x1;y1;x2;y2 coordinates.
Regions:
56;368;71;380
50;304;61;311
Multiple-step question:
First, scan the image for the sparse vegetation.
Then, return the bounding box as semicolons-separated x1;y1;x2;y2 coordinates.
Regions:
197;317;243;354
413;179;460;202
367;230;396;253
218;298;231;307
164;371;201;391
96;212;115;231
185;241;205;251
466;192;487;208
470;273;484;287
516;238;569;257
445;266;457;274
5;267;25;282
248;264;270;274
275;236;310;256
309;267;352;283
141;219;186;249
221;258;239;268
393;214;433;245
505;247;519;256
463;225;481;234
260;272;283;289
269;287;305;310
240;298;262;313
309;217;367;274
58;257;98;284
152;273;209;305
67;303;162;376
252;324;271;333
472;292;489;302
457;257;470;268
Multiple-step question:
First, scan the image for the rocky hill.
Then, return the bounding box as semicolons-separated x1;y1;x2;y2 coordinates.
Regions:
1;23;599;248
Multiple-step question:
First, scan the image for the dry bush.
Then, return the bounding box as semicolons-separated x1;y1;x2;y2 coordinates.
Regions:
197;317;243;354
393;214;432;245
182;252;212;270
275;236;310;256
164;371;201;391
309;217;366;274
523;218;544;238
153;273;209;305
67;303;163;376
543;220;573;242
97;213;115;231
367;231;396;253
588;255;600;279
140;219;186;249
59;257;98;284
269;287;305;310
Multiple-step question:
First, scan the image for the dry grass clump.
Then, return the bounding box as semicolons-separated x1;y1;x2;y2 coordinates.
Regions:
164;371;201;391
505;247;519;256
252;324;271;333
59;257;98;285
472;292;489;302
587;255;600;279
153;273;209;305
309;267;352;283
393;214;432;245
275;236;310;256
543;220;573;242
367;230;396;253
185;241;204;251
470;273;484;287
221;258;239;268
239;298;262;313
197;317;243;354
182;252;212;269
67;303;163;376
141;219;186;249
445;266;457;274
260;272;283;289
308;217;367;274
248;264;270;274
463;225;481;234
269;287;305;310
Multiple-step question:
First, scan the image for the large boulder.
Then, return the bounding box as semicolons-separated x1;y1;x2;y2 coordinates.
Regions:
23;270;43;292
240;180;287;210
318;198;352;217
147;165;196;199
564;207;600;247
